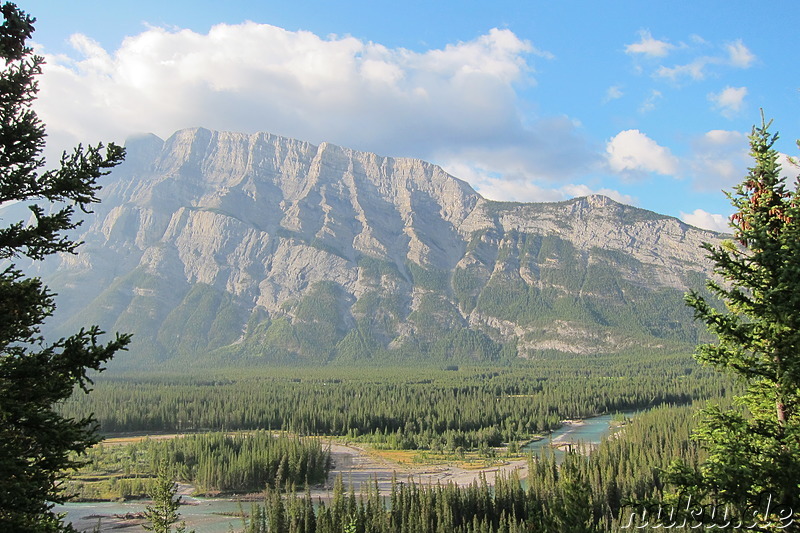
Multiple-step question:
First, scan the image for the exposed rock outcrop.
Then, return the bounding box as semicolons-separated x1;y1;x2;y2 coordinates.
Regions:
14;128;720;367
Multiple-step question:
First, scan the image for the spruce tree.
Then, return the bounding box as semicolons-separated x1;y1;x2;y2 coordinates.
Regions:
143;468;189;533
666;116;800;530
0;3;130;531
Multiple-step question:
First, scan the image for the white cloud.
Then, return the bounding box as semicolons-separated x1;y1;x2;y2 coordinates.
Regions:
778;152;799;182
680;209;730;232
448;161;635;205
29;27;494;144
677;147;799;234
435;114;601;186
471;175;567;203
606;130;679;177
638;90;662;114
603;85;623;103
36;22;587;180
688;129;749;190
656;58;710;82
689;34;709;46
684;130;796;194
725;39;756;68
559;184;636;205
654;38;756;83
708;86;747;117
625;30;674;57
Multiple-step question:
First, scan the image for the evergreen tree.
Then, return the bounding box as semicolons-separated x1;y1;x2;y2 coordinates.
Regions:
0;3;130;531
143;468;190;533
550;453;596;533
667;116;800;530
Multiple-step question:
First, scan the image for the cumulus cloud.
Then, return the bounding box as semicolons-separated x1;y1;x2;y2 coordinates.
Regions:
625;30;674;57
34;22;601;188
39;23;532;148
708;86;747;117
680;209;730;232
606;130;679;177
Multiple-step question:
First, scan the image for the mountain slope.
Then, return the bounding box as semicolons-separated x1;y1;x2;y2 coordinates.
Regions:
15;128;721;368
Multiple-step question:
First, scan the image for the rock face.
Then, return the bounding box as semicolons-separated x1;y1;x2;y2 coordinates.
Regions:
19;128;721;368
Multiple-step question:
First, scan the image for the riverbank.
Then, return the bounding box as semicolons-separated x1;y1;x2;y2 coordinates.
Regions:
59;414;630;531
58;441;529;532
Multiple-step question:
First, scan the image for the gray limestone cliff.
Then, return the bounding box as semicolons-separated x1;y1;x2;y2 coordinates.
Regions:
17;128;721;367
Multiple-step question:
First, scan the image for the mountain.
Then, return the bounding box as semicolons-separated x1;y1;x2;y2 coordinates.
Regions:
12;128;721;368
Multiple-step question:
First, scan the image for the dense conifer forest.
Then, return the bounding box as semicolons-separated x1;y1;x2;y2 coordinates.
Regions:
238;404;710;532
58;354;737;531
65;432;331;501
60;354;727;451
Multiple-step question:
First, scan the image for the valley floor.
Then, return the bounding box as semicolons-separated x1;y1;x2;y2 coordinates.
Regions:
313;443;529;497
62;441;530;532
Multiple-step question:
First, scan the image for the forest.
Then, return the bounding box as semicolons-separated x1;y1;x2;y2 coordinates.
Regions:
58;354;730;508
227;404;712;532
59;353;727;452
65;432;331;501
55;354;735;530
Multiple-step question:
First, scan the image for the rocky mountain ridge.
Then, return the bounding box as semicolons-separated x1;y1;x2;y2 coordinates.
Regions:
15;128;721;367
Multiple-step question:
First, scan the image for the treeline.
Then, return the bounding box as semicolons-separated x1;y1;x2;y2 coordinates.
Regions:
242;404;707;532
60;358;727;451
66;432;330;501
151;432;331;492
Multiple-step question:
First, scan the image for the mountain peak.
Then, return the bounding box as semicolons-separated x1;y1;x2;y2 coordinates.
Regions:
27;128;720;368
582;194;615;207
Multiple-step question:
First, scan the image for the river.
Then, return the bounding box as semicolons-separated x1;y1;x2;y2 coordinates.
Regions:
56;412;631;532
522;411;632;460
53;495;249;533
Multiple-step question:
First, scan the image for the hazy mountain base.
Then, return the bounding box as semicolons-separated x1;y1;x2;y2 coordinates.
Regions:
5;128;721;370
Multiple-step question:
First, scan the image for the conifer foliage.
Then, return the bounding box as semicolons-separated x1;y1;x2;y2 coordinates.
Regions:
0;3;129;531
143;468;190;533
667;117;800;528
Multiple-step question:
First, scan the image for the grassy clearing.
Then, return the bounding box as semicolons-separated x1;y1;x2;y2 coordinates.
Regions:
364;443;528;470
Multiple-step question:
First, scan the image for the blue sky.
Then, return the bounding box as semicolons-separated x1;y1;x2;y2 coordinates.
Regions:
17;0;800;231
